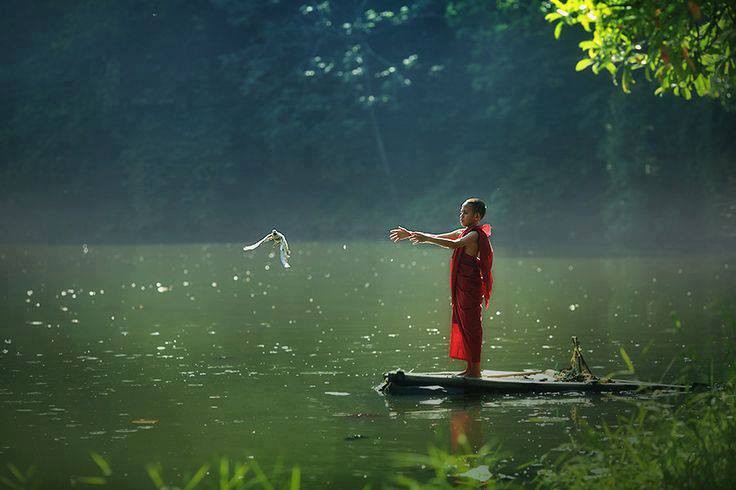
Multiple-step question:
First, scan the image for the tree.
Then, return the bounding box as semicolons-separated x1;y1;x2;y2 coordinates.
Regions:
545;0;736;105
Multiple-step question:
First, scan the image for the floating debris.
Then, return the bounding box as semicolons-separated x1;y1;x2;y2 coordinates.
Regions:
344;434;368;441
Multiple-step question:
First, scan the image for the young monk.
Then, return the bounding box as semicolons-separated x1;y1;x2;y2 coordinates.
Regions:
389;198;493;378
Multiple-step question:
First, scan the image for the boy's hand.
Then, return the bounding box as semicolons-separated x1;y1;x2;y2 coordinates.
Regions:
409;232;430;244
389;226;411;242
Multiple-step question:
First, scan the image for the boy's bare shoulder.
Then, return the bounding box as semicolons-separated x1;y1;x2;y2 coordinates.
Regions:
459;230;478;242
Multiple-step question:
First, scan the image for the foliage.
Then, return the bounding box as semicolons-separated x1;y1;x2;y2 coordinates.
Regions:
536;321;736;489
0;464;40;490
0;455;300;490
1;1;735;246
144;457;300;490
534;381;736;489
544;0;736;105
392;439;514;489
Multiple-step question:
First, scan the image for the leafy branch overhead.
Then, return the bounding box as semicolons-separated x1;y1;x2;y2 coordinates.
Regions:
300;2;423;106
544;0;736;104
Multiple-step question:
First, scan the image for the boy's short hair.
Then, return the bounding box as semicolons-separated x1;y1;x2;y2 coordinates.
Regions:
465;198;486;219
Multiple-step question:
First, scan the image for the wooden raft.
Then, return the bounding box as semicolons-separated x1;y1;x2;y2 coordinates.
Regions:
378;369;689;395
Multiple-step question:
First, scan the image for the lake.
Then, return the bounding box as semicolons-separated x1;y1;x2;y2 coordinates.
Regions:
0;243;733;487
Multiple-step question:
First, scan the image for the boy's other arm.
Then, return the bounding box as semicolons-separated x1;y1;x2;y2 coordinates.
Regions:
410;231;476;249
435;229;464;240
389;226;413;242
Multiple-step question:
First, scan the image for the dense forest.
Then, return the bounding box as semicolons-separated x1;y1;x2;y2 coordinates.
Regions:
2;0;735;250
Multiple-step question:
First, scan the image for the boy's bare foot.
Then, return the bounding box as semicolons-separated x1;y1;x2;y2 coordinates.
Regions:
466;363;482;378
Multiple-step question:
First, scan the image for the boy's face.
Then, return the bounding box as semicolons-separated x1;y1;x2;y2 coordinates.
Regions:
459;202;480;227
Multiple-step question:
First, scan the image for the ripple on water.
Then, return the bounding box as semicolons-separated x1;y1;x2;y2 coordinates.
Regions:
404;408;451;420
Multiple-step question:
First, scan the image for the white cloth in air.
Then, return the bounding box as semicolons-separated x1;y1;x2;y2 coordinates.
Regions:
243;229;291;269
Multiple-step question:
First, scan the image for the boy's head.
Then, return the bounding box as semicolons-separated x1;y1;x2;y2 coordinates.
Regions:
460;198;486;227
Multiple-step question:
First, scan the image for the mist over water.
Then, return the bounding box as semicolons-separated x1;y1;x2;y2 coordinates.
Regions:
1;243;733;486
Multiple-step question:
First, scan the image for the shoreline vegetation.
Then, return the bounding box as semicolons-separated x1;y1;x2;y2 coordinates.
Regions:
4;365;734;489
3;379;734;489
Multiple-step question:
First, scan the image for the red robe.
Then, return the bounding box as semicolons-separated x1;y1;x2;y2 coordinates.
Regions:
449;224;493;362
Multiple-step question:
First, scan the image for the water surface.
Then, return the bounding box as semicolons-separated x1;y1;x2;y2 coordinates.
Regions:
1;243;733;487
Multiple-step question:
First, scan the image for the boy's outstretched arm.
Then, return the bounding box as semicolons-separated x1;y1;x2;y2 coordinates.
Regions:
409;230;476;249
390;227;463;243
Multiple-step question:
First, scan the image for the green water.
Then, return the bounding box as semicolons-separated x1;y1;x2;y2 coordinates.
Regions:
0;243;733;487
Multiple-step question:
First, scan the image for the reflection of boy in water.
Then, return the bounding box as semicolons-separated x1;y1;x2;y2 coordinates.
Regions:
450;406;484;453
390;198;493;378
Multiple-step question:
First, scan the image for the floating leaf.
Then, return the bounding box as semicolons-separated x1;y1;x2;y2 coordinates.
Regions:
458;465;493;482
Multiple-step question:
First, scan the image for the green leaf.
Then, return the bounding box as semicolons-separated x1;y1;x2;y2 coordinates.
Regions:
90;453;111;477
249;462;274;490
545;12;562;22
620;347;635;373
575;58;594;71
219;458;229;489
74;476;107;485
183;464;209;490
228;463;250;487
682;86;692;99
0;475;21;490
554;22;563;39
694;74;707;96
145;464;166;489
6;465;25;483
579;16;591;32
290;466;301;490
621;69;632;93
579;40;598;50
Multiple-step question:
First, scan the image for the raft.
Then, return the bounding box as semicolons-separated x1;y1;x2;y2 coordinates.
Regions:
378;369;690;395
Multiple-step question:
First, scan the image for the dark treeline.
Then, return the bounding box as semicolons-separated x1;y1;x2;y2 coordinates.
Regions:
2;0;735;251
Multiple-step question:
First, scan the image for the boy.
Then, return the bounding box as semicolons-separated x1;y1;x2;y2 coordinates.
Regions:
389;198;493;377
